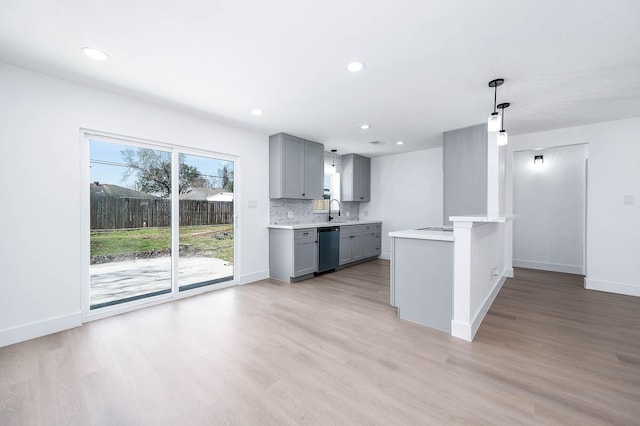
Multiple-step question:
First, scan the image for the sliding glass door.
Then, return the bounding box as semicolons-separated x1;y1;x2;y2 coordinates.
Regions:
178;153;234;291
87;135;235;312
89;140;173;309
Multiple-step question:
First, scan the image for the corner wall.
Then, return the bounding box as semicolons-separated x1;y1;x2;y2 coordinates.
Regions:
0;62;270;347
361;147;443;259
507;116;640;297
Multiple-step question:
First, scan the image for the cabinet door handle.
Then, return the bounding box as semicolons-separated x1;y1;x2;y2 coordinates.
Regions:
360;197;364;200
302;193;306;197
303;232;309;235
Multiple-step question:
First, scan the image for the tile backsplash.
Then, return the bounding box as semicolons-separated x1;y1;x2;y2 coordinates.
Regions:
270;199;360;225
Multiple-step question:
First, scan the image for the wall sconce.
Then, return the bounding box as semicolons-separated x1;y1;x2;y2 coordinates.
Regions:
534;154;544;165
487;79;504;132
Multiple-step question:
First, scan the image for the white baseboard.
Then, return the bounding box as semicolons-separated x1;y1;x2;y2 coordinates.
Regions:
379;251;391;261
513;259;583;275
450;320;472;341
451;272;507;342
0;312;82;348
584;278;640;297
505;268;514;278
470;273;507;339
239;269;269;285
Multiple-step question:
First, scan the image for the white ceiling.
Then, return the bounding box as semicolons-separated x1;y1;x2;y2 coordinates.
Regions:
1;0;640;156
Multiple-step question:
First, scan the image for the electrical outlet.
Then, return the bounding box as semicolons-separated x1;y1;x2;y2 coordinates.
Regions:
624;195;634;205
346;211;350;217
491;268;499;277
287;211;293;218
364;210;369;217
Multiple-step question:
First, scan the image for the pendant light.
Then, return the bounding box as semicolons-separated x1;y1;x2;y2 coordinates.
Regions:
496;102;510;146
487;79;504;132
331;149;337;167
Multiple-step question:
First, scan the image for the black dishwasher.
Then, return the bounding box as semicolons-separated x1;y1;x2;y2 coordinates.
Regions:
317;226;340;273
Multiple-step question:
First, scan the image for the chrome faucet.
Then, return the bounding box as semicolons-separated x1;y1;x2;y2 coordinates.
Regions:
328;199;341;222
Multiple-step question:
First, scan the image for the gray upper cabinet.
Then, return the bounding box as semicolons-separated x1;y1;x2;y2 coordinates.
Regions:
341;153;371;202
303;140;324;200
270;133;324;199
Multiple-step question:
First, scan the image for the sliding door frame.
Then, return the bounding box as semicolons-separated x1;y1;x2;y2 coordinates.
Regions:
80;129;240;322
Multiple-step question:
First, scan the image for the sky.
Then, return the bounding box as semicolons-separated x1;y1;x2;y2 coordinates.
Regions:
89;138;234;191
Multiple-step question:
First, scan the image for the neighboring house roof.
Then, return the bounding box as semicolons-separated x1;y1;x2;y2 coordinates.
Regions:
207;192;234;202
179;187;223;200
90;182;159;198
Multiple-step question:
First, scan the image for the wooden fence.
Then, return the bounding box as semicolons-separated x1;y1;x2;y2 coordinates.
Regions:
90;196;233;229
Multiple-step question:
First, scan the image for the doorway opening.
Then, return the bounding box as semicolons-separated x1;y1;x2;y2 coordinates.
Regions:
512;143;588;275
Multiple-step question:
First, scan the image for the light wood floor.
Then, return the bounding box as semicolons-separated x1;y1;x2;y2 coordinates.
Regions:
2;261;640;425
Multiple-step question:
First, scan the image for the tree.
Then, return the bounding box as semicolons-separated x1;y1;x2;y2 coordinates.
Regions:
122;148;202;197
219;163;234;192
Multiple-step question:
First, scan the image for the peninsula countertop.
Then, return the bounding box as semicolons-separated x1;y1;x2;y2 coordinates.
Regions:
388;228;454;242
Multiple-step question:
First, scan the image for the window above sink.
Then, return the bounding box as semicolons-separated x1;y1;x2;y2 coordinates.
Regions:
314;152;341;212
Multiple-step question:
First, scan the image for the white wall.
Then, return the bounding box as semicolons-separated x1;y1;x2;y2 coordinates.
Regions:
451;221;507;341
362;147;443;259
513;144;588;274
507;116;640;297
0;63;270;346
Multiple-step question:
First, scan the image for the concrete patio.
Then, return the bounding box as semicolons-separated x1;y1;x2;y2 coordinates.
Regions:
90;256;233;307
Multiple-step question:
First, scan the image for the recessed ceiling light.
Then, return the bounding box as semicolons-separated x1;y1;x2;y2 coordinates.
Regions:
360;124;370;130
347;61;365;73
251;109;263;116
81;47;109;61
396;141;404;145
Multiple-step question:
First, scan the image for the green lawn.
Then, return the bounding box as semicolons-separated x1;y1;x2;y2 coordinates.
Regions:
90;224;234;263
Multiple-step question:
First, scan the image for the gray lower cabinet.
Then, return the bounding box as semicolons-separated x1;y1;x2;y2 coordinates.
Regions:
270;223;381;283
294;231;318;277
269;132;324;199
269;228;318;282
339;225;365;265
339;226;352;265
341;154;371;202
361;224;376;258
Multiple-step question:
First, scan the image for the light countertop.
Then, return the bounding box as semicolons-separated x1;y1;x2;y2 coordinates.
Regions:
449;214;518;223
388;228;454;242
268;220;382;230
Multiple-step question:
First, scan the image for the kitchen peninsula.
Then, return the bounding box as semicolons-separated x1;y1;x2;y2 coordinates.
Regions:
390;215;514;341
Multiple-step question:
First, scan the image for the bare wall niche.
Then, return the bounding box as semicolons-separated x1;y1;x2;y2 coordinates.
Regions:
513;144;588;275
